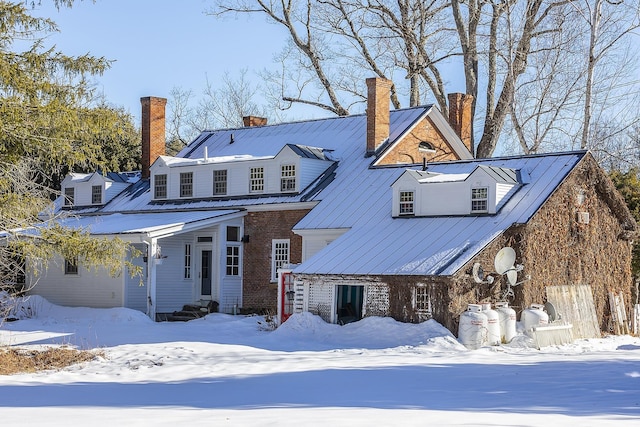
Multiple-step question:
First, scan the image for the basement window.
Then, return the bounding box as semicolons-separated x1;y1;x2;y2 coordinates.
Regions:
471;187;488;213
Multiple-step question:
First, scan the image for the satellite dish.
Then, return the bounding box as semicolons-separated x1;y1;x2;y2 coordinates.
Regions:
472;263;494;284
472;263;485;283
544;302;559;322
494;247;516;275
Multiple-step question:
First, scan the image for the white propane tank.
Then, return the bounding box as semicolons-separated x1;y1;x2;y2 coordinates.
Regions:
521;303;549;337
482;302;501;346
494;301;517;343
458;304;488;349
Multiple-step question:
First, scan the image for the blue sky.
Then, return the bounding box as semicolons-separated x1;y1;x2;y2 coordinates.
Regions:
34;0;287;121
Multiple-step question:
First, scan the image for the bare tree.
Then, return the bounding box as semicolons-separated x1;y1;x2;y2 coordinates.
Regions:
167;69;270;152
210;0;640;158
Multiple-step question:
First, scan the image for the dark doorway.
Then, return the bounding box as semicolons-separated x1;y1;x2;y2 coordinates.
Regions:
336;285;363;325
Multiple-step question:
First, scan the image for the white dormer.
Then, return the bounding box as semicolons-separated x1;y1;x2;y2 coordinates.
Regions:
60;172;136;208
61;173;111;207
391;165;521;217
150;144;334;201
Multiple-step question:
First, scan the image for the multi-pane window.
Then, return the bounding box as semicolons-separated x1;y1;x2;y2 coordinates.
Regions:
91;185;102;205
415;286;431;312
154;174;167;199
399;191;414;215
226;246;240;276
471;187;488;213
64;257;78;275
281;165;296;192
64;187;75;206
226;227;241;276
180;172;193;198
214;170;227;195
271;239;290;281
250;167;264;193
184;243;192;279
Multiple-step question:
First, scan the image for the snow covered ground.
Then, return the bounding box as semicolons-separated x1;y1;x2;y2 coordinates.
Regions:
1;296;639;426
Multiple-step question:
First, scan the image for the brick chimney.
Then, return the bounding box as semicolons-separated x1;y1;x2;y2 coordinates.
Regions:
448;93;474;155
141;96;167;179
243;116;268;127
366;77;393;155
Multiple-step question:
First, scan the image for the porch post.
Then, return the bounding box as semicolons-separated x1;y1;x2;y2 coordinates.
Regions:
146;238;158;321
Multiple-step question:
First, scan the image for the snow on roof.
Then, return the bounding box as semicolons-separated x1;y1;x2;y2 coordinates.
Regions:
27;210;242;237
293;151;587;277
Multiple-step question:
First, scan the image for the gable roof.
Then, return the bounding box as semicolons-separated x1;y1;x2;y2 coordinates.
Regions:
293;151;588;277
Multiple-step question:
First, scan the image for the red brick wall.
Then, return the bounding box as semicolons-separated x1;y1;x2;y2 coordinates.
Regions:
242;208;310;312
141;96;167;179
376;116;464;165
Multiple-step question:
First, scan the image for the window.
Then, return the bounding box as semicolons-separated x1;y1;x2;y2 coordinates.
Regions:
471;187;488;213
154;174;167;199
271;239;290;282
227;226;240;242
250;167;264;193
281;164;296;192
414;286;431;317
184;244;191;279
197;236;213;243
214;170;227;195
180;172;193;198
91;185;102;205
64;257;78;275
399;191;414;215
64;187;75;206
226;246;240;276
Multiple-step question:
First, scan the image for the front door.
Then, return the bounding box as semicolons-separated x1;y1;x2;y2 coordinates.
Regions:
197;247;213;301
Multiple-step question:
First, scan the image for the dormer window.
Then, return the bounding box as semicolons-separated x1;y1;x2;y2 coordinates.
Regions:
471;187;488;213
91;185;102;205
64;187;75;206
399;191;414;215
214;170;227;195
250;167;264;193
180;172;193;198
281;165;296;192
154;174;167;199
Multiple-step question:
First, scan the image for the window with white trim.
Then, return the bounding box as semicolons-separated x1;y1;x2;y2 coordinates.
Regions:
154;174;167;199
213;170;227;195
281;164;296;192
471;187;488;213
250;167;264;193
226;246;240;276
64;187;75;206
399;191;414;215
183;243;191;279
91;185;102;205
271;239;290;282
180;172;193;198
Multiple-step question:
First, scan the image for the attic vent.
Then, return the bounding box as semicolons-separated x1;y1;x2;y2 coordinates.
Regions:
577;211;590;225
418;141;436;154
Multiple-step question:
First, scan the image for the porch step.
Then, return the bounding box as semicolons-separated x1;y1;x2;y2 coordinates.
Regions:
165;302;218;322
